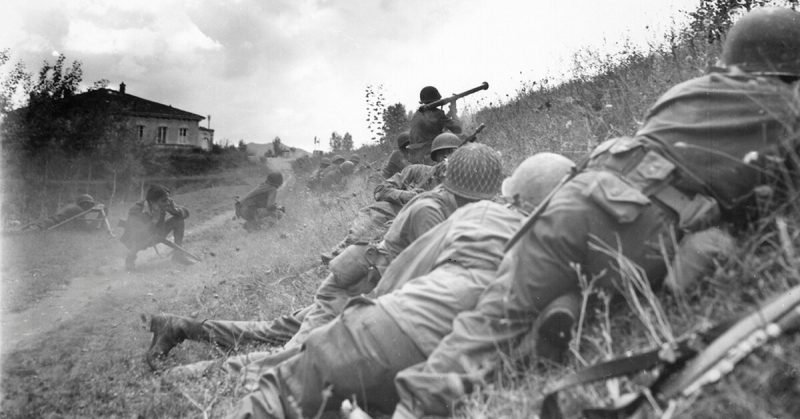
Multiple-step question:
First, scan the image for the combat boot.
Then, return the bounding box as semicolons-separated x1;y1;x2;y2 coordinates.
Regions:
143;314;207;370
534;292;581;365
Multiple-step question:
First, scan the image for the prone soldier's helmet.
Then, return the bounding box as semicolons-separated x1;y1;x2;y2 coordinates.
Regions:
502;153;574;207
396;132;411;151
340;160;356;175
721;7;800;77
349;155;361;165
443;143;503;201
419;86;442;104
430;132;461;161
267;172;284;187
75;194;95;206
332;155;346;165
320;157;331;169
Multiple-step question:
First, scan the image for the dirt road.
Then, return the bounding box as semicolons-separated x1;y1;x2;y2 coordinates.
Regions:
0;157;340;417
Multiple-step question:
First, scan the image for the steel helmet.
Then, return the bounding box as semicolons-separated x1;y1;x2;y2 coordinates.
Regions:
430;132;461;158
332;155;346;164
349;155;361;164
502;153;574;207
75;194;95;205
396;131;411;150
320;157;331;168
145;184;170;202
419;86;442;104
721;7;800;77
340;160;356;175
443;143;503;201
266;172;284;187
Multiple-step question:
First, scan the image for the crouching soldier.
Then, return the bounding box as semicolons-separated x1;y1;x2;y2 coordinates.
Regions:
120;185;192;271
21;194;112;235
235;172;285;232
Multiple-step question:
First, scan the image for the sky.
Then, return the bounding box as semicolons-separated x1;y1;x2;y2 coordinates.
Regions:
0;0;700;152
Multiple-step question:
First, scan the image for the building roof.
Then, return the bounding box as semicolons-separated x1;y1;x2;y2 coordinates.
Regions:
59;87;205;121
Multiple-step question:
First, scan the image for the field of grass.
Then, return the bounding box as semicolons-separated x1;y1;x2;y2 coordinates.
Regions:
3;2;800;418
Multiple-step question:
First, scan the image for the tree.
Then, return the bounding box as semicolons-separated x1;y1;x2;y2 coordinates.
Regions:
0;49;32;116
1;52;140;215
330;131;343;152
382;103;409;144
341;132;353;152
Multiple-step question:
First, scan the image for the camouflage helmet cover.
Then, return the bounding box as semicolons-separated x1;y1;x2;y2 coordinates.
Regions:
721;7;800;77
419;86;442;104
443;143;503;201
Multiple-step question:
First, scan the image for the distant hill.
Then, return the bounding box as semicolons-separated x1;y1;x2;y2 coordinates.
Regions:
245;142;310;160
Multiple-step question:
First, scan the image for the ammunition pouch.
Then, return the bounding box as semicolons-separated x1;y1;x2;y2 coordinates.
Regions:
587;137;720;232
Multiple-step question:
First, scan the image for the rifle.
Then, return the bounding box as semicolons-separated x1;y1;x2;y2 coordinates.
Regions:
459;123;486;146
539;283;800;419
158;238;202;262
46;204;114;236
418;82;489;111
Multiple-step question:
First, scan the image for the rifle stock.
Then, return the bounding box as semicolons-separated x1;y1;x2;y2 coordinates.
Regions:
159;239;202;262
419;82;489;111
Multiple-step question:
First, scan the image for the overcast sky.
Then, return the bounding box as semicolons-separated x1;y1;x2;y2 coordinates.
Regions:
1;0;699;152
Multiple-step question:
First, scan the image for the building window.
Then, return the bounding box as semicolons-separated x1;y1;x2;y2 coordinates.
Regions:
179;128;187;144
137;125;145;140
157;126;167;144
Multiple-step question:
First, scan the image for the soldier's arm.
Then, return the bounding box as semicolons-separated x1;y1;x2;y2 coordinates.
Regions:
439;108;462;135
374;168;417;205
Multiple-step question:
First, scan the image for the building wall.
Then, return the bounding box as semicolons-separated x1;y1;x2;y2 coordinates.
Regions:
131;116;202;148
198;127;214;151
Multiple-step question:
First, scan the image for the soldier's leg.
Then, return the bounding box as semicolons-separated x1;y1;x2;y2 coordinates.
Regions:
202;305;312;348
163;215;185;245
228;302;426;419
285;245;378;348
146;306;312;363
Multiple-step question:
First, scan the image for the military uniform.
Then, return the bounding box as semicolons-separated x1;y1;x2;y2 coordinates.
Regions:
120;190;190;270
382;149;410;179
227;201;524;419
373;162;445;207
285;185;462;348
407;108;461;164
237;180;282;231
393;67;800;417
23;199;106;232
